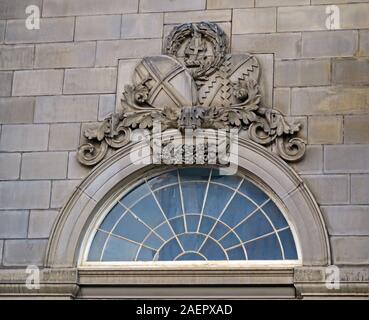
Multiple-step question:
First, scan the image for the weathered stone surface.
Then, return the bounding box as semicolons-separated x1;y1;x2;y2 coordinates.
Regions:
0;181;50;209
275;59;330;87
0;0;42;19
35;42;96;69
95;39;162;66
140;0;205;12
0;211;28;238
232;33;301;59
68;152;91;179
0;21;5;43
344;115;369;144
291;87;369;115
3;239;48;266
308;116;343;144
257;0;310;6
49;123;81;151
207;0;254;9
12;69;64;96
43;0;138;17
233;8;276;34
292;145;323;174
99;95;116;120
0;71;12;96
28;210;59;238
273;88;290;115
331;237;369;264
0;240;3;265
324;145;369;173
51;180;80;208
277;5;326;32
116;59;140;111
34;95;98;123
0;45;34;70
5;18;74;44
351;174;369;204
312;0;369;3
322;206;369;236
333;58;369;85
359;29;369;56
302;30;357;58
164;10;230;24
122;13;163;39
21;152;68;180
63;68;117;94
75;15;121;41
302;175;349;205
0;124;49;152
340;3;369;29
0;153;21;180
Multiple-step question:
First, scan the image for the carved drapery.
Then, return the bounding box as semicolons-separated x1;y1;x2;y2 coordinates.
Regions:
77;22;306;166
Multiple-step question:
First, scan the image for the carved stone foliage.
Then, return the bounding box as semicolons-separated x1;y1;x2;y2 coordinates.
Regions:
77;22;306;166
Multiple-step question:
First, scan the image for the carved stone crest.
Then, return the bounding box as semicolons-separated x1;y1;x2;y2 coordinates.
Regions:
77;22;306;166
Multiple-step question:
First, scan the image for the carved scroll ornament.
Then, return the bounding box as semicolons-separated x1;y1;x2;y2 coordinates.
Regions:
77;22;306;166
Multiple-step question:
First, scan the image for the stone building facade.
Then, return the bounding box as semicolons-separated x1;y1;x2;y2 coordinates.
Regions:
0;0;368;299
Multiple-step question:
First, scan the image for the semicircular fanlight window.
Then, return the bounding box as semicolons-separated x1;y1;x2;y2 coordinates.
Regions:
87;168;298;262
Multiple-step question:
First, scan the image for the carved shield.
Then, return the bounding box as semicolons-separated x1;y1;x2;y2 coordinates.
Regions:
133;55;198;110
198;53;260;108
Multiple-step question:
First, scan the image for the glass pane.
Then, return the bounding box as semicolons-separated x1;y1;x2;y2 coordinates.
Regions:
87;230;108;261
99;203;125;232
102;236;139;261
245;234;282;260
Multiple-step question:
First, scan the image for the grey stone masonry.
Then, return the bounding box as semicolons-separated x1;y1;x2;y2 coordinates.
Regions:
28;210;59;239
3;239;48;266
122;13;163;39
350;174;369;205
0;211;28;238
139;0;206;12
332;58;369;85
233;8;276;34
0;153;21;180
0;45;34;70
75;15;121;41
0;0;43;19
331;237;369;265
0;72;12;96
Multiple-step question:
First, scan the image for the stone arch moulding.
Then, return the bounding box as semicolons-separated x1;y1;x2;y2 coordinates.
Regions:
46;137;331;270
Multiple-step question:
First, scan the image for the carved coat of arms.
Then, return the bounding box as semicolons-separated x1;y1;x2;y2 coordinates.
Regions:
78;22;305;166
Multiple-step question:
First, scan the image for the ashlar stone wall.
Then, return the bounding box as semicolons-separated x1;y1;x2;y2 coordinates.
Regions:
0;0;369;268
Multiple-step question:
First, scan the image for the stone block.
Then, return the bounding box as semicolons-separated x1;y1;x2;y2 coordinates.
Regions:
340;3;369;30
0;71;12;96
122;13;163;39
291;87;369;115
359;29;369;56
324;145;369;173
12;69;64;96
302;175;349;205
34;95;98;123
21;152;68;180
63;68;117;94
233;8;276;34
344;115;369;144
35;42;96;69
207;0;254;9
321;206;369;236
0;45;34;70
0;124;49;152
292;145;323;174
275;59;330;87
0;210;28;238
277;6;326;32
0;181;50;209
49;123;81;151
232;33;301;59
273;88;290;115
28;210;59;238
0;240;3;265
257;0;310;6
68;152;91;180
51;180;80;208
95;39;162;66
75;15;121;41
99;94;116;120
302;30;357;58
0;153;21;180
332;58;369;85
0;21;5;42
116;59;140;111
0;0;43;19
5;17;74;44
43;0;138;17
164;10;230;24
351;174;369;204
140;0;206;12
3;239;48;266
331;237;369;264
308;116;343;144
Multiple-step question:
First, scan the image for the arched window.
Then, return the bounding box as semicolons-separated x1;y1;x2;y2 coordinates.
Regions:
84;168;299;264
